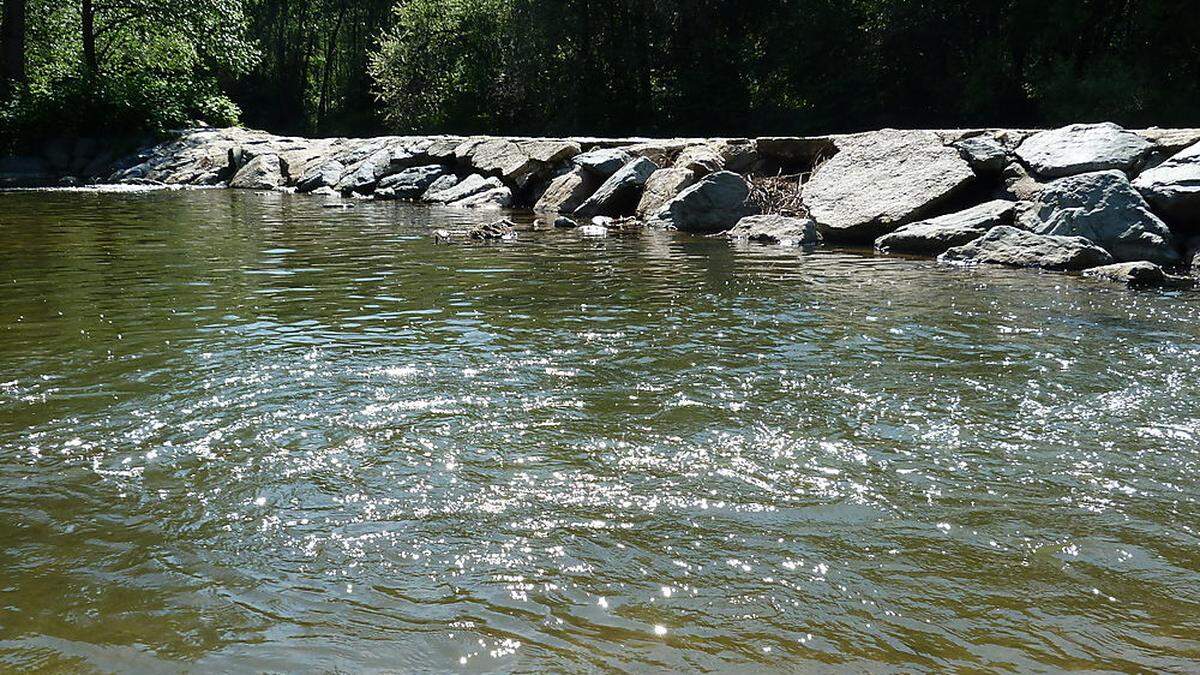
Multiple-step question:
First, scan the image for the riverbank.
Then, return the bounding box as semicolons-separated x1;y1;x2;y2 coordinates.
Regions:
13;123;1200;288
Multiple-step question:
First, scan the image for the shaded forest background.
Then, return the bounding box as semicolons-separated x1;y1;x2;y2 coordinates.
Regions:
0;0;1198;150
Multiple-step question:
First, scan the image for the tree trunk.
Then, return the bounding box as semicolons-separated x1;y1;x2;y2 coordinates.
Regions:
1;0;27;92
82;0;97;74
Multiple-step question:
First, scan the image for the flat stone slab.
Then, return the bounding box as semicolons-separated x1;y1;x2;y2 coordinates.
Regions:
802;129;975;242
1083;261;1194;289
876;200;1016;255
939;225;1114;271
1133;141;1200;225
1015;123;1153;178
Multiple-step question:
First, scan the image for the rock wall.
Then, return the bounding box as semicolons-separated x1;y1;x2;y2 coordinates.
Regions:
97;123;1200;286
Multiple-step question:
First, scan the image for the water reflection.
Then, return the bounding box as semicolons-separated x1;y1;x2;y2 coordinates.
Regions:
1;189;1199;671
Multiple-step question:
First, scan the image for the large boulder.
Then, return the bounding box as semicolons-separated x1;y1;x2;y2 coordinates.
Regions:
420;174;460;201
1132;141;1200;226
673;144;724;175
635;167;696;218
534;167;597;212
447;185;513;209
954;135;1009;174
457;138;580;189
801;130;975;242
335;148;393;193
575;157;658;217
296;158;344;192
573;148;634;177
875;200;1016;255
938;225;1114;271
1015;123;1153;178
726;214;819;246
651;171;758;233
375;164;450;200
425;174;504;204
1019;170;1180;266
230;154;286;189
1082;261;1195;289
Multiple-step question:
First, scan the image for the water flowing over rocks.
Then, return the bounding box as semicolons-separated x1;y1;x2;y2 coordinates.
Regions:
802;129;975;242
81;122;1200;291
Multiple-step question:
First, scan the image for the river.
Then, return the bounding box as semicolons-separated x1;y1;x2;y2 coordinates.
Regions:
1;188;1198;671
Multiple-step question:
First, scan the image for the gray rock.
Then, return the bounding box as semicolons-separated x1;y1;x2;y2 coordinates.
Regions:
296;158;345;192
516;139;581;165
636;167;696;218
230;154;286;189
673;144;724;175
554;216;579;229
623;140;691;167
335;148;393;193
955;135;1009;173
447;186;513;209
1132;141;1200;225
575;157;658;217
713;139;760;173
651;171;758;233
1019;170;1180;266
1015;123;1153;178
876;200;1016;255
425;174;503;204
376;164;450;199
1136;128;1200;153
573;148;633;177
534;167;596;213
1082;261;1195;289
999;162;1046;201
802;130;975;242
938;225;1114;271
421;174;460;201
726;214;819;245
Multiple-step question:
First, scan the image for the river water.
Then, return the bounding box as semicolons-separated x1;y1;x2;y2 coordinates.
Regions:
1;189;1199;672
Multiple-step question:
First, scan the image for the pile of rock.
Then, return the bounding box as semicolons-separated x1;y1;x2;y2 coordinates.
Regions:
106;121;1200;288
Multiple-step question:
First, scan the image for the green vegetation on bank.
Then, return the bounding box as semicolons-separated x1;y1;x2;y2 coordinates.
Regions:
0;0;1198;150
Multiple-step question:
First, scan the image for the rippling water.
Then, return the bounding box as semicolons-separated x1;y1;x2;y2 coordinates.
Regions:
2;189;1199;671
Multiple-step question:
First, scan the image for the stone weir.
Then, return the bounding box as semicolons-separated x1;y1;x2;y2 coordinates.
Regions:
107;123;1200;288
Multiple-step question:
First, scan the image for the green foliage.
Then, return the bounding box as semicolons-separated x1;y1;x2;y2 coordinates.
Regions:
1;0;257;150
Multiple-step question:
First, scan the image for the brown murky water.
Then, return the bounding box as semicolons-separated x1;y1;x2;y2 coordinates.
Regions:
2;189;1199;672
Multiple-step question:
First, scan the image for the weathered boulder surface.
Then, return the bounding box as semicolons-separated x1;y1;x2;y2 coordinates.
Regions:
426;174;503;204
1018;170;1180;266
535;167;596;213
335;148;394;193
420;175;459;200
375;164;450;200
230;154;286;189
456;138;579;189
651;171;757;233
1015;123;1153;178
876;199;1016;255
802;130;975;242
636;167;696;218
1082;261;1195;289
1132;141;1200;225
296;158;345;192
575;157;658;217
939;225;1114;271
954;135;1009;173
573;148;633;177
673;144;724;175
448;185;513;209
726;214;819;245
